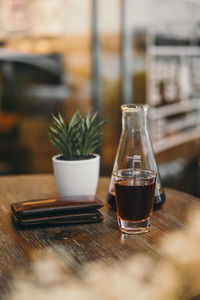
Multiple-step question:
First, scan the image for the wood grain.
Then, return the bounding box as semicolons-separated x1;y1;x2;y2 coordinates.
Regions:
0;175;199;298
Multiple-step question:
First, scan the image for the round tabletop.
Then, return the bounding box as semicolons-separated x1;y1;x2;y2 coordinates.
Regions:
0;174;199;299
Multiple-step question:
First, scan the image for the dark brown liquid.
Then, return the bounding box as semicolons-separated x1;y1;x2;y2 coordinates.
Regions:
114;180;155;221
107;193;116;209
107;191;165;211
153;192;166;210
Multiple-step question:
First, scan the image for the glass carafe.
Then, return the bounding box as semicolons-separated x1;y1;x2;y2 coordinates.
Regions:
107;104;165;210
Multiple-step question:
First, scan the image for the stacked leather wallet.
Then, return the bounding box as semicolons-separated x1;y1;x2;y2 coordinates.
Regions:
11;195;103;227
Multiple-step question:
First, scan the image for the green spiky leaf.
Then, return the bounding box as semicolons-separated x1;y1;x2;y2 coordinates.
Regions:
48;110;108;160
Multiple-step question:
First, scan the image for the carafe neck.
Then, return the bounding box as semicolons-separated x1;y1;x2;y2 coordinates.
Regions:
121;104;149;131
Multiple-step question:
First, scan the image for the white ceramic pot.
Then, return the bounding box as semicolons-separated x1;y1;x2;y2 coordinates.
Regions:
52;154;100;197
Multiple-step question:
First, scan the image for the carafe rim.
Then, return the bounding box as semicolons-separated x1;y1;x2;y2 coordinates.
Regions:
121;104;149;112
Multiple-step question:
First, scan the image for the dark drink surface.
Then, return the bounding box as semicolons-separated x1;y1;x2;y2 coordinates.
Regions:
114;180;155;221
107;191;165;211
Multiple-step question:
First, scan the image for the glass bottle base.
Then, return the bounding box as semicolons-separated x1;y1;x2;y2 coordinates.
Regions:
107;193;116;209
153;192;166;211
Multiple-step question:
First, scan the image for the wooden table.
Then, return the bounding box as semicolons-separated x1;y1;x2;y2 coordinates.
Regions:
0;174;199;299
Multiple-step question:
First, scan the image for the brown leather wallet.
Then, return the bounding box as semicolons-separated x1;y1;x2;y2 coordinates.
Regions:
11;196;103;227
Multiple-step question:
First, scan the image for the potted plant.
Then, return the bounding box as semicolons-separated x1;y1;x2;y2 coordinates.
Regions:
48;110;107;197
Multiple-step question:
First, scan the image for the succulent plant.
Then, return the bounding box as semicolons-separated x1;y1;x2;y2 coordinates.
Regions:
48;110;108;160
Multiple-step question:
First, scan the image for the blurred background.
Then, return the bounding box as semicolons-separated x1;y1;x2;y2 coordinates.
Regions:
0;0;199;197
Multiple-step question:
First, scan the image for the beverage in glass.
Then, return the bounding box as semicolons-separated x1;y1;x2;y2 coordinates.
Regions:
113;168;156;234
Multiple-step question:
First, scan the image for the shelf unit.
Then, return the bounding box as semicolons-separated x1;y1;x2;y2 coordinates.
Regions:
153;125;200;153
148;46;200;57
146;45;200;152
